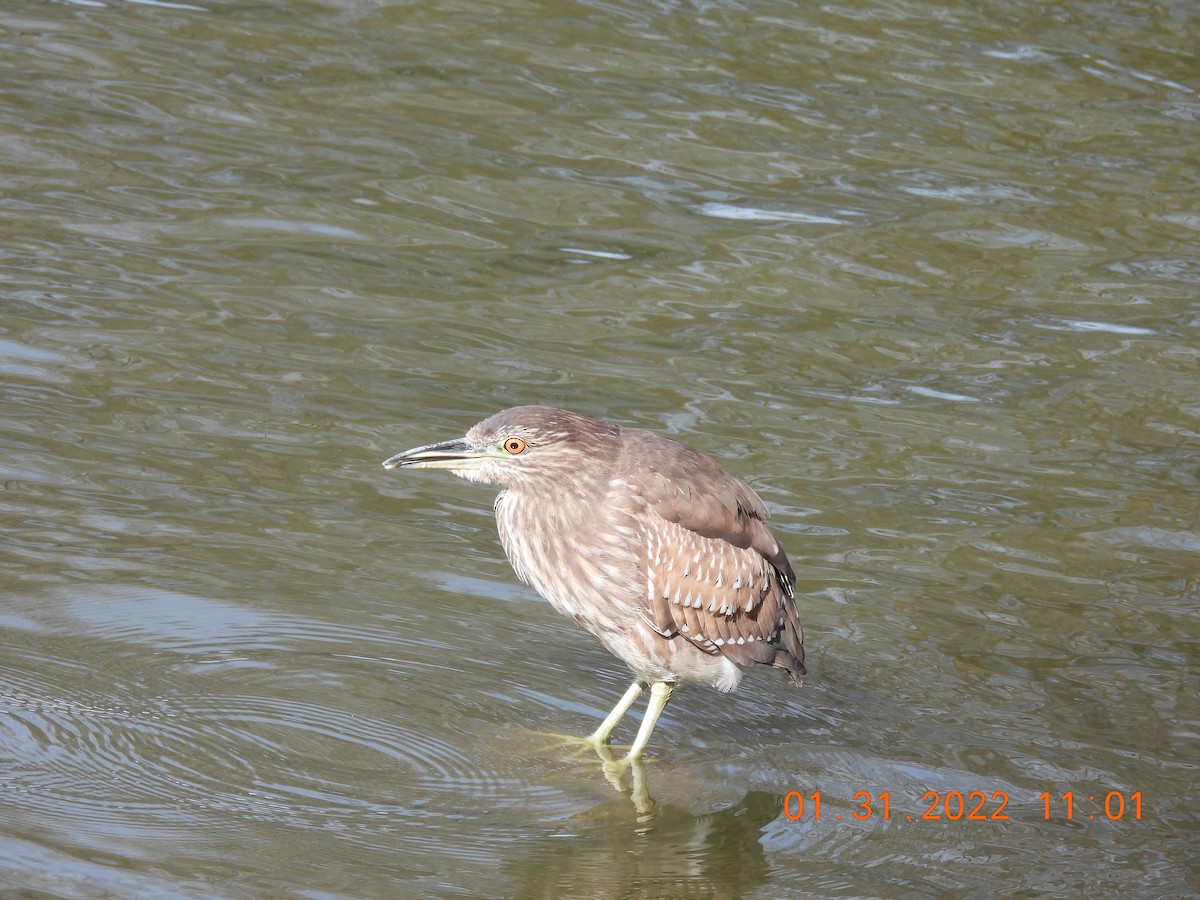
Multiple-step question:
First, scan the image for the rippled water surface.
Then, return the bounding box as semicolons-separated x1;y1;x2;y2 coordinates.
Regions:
2;0;1198;896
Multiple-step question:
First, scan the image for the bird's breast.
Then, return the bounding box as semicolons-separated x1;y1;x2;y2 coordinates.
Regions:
493;488;639;634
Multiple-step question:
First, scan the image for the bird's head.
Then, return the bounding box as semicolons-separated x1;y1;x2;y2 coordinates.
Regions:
382;406;620;490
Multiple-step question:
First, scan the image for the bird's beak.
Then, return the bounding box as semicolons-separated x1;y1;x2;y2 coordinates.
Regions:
382;437;492;471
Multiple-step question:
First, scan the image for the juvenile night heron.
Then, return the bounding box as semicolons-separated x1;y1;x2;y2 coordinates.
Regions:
382;406;805;760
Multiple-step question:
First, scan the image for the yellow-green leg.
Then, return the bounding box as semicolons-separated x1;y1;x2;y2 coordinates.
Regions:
625;681;674;760
589;679;646;746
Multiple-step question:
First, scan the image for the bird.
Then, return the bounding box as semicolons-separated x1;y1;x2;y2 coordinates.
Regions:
381;406;805;760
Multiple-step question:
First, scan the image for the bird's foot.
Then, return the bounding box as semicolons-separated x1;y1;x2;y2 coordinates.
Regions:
513;728;656;817
517;727;628;759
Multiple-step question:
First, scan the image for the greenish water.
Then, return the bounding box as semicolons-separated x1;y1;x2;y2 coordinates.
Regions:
1;0;1197;896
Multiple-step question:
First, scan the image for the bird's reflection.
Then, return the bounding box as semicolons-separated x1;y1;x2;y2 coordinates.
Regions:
592;743;657;822
506;778;781;896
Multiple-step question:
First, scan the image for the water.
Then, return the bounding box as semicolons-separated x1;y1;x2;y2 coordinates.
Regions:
2;0;1197;895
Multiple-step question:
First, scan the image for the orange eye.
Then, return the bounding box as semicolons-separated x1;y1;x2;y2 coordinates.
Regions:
503;437;526;454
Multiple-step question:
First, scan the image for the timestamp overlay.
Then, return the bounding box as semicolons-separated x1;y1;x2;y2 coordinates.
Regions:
779;790;1146;824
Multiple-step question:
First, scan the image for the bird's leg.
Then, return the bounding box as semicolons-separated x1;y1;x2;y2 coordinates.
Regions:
588;679;647;747
624;680;674;760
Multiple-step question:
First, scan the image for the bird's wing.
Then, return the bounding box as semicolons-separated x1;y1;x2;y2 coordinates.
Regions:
618;431;805;677
640;514;805;676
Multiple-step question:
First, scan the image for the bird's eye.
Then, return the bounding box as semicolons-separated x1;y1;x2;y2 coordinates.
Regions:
503;437;526;454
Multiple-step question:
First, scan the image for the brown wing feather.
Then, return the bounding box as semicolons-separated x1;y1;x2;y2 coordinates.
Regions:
624;429;806;680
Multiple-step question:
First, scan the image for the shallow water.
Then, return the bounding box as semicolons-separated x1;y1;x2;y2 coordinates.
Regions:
2;0;1197;896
